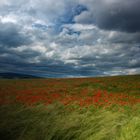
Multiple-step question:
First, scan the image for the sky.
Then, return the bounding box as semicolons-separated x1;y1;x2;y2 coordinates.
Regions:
0;0;140;78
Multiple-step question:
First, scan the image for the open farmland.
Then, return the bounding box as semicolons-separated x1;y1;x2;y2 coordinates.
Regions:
0;75;140;140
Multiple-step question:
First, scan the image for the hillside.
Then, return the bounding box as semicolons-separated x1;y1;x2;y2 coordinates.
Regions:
0;72;40;79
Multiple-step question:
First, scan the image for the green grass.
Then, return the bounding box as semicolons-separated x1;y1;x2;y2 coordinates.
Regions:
0;103;140;140
0;75;140;140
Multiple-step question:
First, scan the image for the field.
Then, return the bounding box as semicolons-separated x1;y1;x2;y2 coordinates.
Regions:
0;75;140;140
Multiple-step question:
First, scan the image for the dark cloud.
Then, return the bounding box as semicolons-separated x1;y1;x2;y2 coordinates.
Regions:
0;22;32;47
76;0;140;32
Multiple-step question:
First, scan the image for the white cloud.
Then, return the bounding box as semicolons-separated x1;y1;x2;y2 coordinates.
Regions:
0;0;9;6
125;68;140;75
63;23;97;31
0;15;17;23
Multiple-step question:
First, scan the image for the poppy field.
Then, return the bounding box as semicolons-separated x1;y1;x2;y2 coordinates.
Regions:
0;75;140;140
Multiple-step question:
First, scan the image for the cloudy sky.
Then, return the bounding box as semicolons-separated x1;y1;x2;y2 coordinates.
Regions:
0;0;140;77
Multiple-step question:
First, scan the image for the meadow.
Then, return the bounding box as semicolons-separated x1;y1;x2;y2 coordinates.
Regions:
0;75;140;140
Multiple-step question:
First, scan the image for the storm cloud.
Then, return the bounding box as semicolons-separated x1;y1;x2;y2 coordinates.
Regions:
0;22;32;47
0;0;140;77
76;0;140;32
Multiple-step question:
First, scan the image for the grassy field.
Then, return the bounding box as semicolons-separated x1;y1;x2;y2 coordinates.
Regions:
0;75;140;140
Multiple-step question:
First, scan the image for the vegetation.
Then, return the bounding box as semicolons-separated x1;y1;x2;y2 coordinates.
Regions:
0;75;140;140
